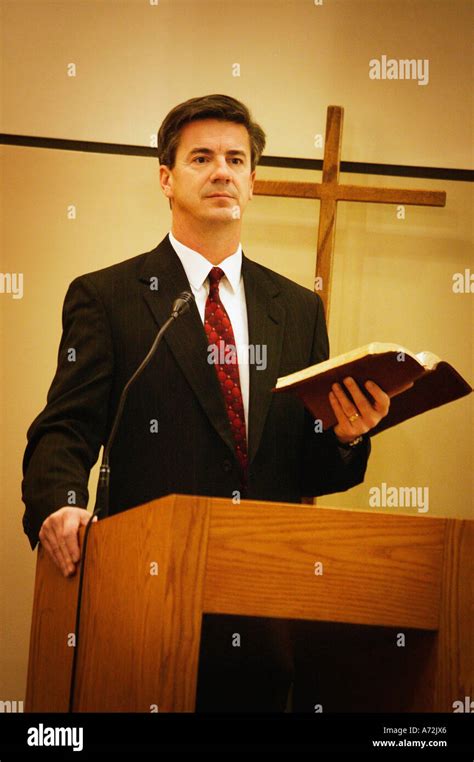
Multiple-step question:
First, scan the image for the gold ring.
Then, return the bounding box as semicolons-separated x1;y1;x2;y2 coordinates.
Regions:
348;413;359;423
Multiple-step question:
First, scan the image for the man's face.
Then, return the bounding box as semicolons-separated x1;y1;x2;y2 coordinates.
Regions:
159;119;256;224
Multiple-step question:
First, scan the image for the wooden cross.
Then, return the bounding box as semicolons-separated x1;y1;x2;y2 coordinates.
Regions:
253;106;446;321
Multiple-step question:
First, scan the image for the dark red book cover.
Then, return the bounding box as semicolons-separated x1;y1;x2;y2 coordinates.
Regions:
272;348;472;435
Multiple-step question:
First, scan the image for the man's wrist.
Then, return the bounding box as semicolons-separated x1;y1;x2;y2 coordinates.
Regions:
336;434;365;450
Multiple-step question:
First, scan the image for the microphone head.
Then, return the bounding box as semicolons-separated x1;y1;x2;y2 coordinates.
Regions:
172;290;195;317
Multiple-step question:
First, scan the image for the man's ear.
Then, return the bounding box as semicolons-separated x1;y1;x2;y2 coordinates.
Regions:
159;164;173;202
248;169;256;200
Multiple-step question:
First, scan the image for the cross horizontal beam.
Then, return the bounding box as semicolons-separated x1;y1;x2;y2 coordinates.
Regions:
254;180;446;206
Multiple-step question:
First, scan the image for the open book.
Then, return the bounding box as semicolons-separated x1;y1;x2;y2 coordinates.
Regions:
272;343;472;436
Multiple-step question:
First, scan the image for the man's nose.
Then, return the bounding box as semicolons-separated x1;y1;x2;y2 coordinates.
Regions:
210;157;232;181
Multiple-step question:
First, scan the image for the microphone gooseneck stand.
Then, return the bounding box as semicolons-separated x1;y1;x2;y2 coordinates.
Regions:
67;291;195;712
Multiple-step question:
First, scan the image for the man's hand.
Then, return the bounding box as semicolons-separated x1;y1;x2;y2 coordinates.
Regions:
39;506;97;577
329;377;414;444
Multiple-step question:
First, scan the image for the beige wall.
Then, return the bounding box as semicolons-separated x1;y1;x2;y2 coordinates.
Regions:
1;0;472;703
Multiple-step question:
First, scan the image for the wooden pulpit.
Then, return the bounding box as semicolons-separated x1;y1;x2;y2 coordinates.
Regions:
25;494;472;712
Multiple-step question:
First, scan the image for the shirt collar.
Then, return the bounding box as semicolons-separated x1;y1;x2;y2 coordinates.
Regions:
168;231;242;294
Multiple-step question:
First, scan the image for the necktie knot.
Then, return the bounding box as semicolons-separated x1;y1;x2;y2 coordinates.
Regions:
208;267;225;288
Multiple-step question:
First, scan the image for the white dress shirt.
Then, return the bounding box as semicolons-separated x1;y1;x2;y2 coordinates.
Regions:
168;231;250;435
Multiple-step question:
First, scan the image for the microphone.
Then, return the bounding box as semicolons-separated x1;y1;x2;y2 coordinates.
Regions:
93;290;195;520
171;290;194;318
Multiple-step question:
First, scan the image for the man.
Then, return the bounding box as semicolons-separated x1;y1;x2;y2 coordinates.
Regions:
22;94;392;712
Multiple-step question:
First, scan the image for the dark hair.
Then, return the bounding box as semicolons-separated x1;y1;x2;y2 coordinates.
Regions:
157;94;266;172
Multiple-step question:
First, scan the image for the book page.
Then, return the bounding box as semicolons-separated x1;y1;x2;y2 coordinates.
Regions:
274;342;420;389
415;351;441;370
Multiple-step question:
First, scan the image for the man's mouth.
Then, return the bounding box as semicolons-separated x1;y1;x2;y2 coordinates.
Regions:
206;193;234;198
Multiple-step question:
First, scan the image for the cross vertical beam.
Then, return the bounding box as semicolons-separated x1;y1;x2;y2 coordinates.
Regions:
316;106;344;320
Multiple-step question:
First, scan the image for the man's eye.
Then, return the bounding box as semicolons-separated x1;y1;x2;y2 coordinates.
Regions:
194;156;208;163
230;158;243;164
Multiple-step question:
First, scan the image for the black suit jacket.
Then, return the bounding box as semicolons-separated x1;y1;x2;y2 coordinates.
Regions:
22;235;370;550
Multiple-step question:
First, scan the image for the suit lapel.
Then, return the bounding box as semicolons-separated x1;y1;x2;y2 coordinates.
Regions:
242;256;286;465
139;236;236;458
139;236;286;467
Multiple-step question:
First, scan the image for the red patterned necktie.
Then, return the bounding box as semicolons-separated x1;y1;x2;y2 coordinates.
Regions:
204;267;248;485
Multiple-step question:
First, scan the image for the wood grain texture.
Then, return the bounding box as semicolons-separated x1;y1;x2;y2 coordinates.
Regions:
433;518;474;710
25;544;80;711
73;494;211;712
25;495;472;713
315;105;341;321
203;499;446;630
254;180;446;206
